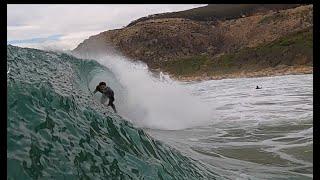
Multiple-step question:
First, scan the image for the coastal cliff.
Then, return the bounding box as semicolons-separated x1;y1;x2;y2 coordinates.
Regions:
73;4;313;81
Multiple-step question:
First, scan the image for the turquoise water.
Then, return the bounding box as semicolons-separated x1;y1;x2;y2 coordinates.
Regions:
7;45;220;180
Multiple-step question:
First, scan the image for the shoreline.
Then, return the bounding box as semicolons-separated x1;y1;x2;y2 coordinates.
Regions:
169;65;313;82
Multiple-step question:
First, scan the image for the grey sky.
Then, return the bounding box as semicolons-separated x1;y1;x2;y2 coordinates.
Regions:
7;4;206;50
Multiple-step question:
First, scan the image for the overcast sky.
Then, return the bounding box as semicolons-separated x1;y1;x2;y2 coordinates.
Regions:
7;4;206;50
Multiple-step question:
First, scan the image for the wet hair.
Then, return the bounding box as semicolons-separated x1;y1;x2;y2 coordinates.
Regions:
99;82;106;86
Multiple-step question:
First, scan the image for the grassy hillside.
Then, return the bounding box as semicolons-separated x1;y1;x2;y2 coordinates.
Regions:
127;4;300;27
158;27;312;77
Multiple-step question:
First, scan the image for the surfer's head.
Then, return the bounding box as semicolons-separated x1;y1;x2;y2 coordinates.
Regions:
98;81;107;89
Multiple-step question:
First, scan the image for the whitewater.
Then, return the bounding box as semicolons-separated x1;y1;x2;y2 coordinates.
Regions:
7;45;312;179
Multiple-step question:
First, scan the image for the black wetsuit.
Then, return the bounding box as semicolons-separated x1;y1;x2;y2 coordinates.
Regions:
94;85;117;113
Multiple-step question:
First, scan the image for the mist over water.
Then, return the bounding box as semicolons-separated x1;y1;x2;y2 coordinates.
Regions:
87;54;213;130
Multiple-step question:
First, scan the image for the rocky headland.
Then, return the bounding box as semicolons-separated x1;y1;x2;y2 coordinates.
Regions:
73;4;313;81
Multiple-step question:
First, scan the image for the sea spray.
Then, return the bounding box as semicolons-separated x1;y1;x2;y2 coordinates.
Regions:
75;53;214;130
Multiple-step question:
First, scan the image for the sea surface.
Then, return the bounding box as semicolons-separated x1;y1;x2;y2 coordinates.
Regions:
7;45;313;179
147;74;313;179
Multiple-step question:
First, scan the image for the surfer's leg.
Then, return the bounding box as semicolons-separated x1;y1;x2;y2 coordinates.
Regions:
110;104;117;113
108;97;117;113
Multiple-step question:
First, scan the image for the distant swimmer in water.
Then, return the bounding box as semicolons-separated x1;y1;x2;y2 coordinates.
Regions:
256;86;262;89
93;81;117;113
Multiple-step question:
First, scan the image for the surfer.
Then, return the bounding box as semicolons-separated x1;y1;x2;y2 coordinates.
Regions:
256;86;262;89
93;82;117;113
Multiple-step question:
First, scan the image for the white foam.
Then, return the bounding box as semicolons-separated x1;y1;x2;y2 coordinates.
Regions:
92;53;213;130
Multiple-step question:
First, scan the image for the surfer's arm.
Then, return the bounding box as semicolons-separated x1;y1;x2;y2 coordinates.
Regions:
93;86;100;94
93;86;99;94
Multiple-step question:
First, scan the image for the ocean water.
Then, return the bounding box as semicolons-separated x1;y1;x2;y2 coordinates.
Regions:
7;45;313;180
7;45;220;180
147;74;313;179
91;52;313;179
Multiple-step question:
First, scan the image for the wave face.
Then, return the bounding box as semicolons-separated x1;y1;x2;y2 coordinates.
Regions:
7;45;220;180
